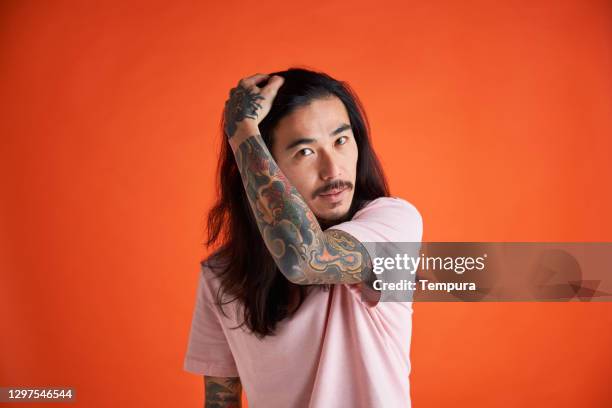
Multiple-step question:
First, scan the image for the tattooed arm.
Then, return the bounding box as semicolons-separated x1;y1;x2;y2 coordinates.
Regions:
204;376;241;408
223;74;376;288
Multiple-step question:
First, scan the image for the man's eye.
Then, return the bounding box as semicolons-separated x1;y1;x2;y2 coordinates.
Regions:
299;148;314;157
336;136;348;145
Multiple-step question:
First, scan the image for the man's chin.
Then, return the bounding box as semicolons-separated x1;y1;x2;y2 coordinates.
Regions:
315;209;352;230
310;194;354;229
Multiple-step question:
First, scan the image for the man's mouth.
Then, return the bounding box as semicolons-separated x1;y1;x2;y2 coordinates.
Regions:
318;185;349;203
319;186;348;196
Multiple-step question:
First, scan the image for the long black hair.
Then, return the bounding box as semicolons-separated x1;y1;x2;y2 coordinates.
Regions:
204;67;390;338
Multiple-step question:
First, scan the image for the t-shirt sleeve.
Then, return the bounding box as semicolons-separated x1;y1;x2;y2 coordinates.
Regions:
327;196;423;306
328;196;423;243
183;265;240;377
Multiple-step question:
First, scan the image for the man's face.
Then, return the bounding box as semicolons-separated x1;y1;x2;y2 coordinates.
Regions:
271;95;358;226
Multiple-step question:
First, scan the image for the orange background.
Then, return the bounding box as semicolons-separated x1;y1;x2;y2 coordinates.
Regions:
2;1;612;407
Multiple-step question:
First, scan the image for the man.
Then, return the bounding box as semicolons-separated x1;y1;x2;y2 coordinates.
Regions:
184;67;423;407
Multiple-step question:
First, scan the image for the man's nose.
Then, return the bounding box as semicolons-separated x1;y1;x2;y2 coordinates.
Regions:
318;149;341;180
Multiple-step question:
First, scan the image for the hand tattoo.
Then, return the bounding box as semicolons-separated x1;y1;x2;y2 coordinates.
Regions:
223;84;265;139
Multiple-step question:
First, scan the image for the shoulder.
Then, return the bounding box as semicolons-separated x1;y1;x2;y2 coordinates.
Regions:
354;196;423;238
331;196;423;243
200;248;232;276
356;196;422;221
197;252;230;296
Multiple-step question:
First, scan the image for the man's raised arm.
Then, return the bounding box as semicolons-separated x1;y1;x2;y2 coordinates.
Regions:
223;74;375;287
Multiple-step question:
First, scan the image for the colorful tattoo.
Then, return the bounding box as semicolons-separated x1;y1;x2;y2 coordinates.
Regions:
204;376;241;408
234;134;374;285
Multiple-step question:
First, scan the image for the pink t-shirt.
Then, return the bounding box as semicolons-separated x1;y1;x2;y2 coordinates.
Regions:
184;196;423;407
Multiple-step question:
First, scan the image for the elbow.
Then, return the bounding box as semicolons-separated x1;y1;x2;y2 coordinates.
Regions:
284;271;310;286
280;262;313;285
278;264;309;285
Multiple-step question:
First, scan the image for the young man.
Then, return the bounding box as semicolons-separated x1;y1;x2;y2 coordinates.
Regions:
184;68;423;407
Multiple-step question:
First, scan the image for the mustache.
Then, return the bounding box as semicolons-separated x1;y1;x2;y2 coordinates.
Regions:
312;180;353;199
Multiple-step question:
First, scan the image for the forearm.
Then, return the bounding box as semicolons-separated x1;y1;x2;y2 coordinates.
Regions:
229;125;371;285
204;376;242;408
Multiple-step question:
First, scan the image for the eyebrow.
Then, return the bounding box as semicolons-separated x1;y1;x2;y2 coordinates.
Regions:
284;123;352;151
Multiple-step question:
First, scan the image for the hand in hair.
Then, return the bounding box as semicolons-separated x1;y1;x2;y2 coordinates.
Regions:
223;73;284;140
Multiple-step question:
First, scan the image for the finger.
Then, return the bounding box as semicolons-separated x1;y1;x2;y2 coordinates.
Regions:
240;73;269;87
260;75;285;98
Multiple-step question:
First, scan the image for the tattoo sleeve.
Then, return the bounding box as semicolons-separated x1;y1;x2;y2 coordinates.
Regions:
204;376;242;408
232;132;376;286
